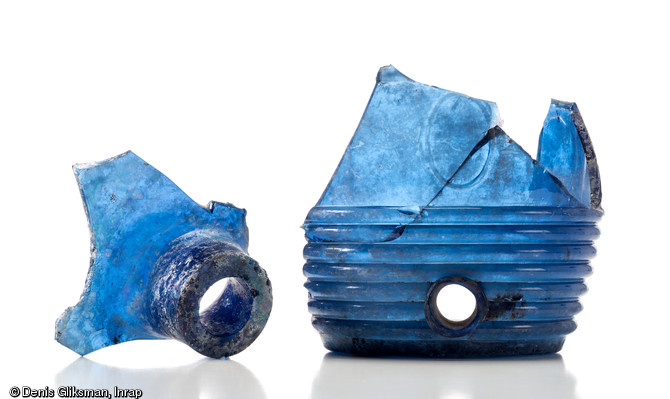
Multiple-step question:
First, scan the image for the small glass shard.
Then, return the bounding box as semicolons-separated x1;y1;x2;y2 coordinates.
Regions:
56;151;272;358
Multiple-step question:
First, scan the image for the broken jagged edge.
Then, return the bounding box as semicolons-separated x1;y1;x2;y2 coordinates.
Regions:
56;151;272;358
302;66;603;357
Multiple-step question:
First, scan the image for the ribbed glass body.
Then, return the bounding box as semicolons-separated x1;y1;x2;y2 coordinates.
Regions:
304;206;602;357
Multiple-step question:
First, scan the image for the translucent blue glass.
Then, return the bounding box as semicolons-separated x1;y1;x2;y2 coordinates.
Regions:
303;66;602;357
56;151;272;358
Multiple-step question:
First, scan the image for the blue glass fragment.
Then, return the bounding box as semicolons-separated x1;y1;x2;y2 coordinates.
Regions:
56;151;272;358
303;66;603;357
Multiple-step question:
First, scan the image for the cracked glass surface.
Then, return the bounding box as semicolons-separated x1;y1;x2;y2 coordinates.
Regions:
303;66;603;357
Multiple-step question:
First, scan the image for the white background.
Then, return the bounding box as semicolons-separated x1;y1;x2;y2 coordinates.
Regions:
1;1;668;398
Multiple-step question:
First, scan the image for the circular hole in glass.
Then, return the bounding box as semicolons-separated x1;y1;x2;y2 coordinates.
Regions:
199;277;253;337
435;283;477;323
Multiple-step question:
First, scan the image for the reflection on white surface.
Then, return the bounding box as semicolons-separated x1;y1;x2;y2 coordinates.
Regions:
311;353;576;399
56;357;266;399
